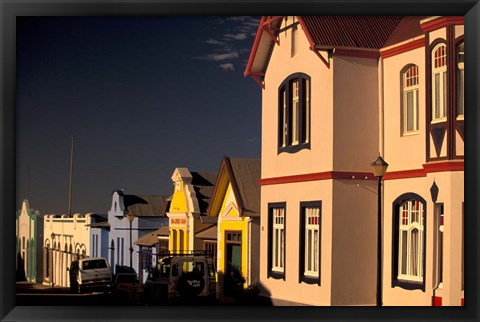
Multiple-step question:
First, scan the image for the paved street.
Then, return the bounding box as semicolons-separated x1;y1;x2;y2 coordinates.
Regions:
16;282;272;306
16;282;143;306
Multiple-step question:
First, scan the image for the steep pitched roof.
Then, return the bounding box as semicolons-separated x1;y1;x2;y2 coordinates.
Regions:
228;158;261;215
301;16;403;49
207;157;261;217
191;172;217;215
383;16;428;48
245;16;404;78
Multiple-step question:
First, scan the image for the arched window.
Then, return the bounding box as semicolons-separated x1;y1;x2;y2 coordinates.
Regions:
457;41;464;118
278;73;311;153
432;43;447;122
392;193;426;291
402;65;419;134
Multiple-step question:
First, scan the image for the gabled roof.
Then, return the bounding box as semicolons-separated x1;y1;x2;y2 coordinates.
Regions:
134;225;169;246
383;16;428;48
195;224;217;240
245;16;404;79
125;194;170;217
301;16;403;50
207;157;261;217
190;172;217;215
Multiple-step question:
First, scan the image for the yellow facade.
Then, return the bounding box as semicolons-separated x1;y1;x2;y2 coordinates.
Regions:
217;184;249;287
168;170;190;253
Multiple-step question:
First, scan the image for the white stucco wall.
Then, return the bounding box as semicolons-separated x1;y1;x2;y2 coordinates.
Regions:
43;214;92;287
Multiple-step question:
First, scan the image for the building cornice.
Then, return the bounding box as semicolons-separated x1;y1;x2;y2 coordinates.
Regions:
258;161;464;186
420;16;464;33
380;37;425;59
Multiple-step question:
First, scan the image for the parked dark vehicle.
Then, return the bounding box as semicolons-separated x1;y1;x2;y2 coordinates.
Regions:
144;252;216;304
112;273;144;304
68;257;113;294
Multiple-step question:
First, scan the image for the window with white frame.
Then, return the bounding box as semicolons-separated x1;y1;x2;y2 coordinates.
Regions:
272;208;285;272
432;44;447;122
457;41;464;118
278;74;311;153
402;65;419;134
398;200;424;282
299;201;321;284
268;203;286;279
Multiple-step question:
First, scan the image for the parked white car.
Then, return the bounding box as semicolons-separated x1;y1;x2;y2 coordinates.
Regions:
68;257;113;293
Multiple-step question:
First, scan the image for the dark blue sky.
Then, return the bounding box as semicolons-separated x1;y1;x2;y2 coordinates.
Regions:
16;16;262;215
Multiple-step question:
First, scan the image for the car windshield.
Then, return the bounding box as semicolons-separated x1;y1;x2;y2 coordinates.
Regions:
82;259;108;270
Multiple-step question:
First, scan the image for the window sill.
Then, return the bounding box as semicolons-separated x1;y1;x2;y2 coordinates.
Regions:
268;271;285;280
456;115;464;121
392;278;425;291
431;118;447;124
401;131;419;137
299;275;320;285
278;142;310;154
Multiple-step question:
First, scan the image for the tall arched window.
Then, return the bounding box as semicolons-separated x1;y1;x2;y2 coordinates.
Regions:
402;65;419;134
392;193;426;291
457;41;464;118
432;43;447;122
278;73;311;153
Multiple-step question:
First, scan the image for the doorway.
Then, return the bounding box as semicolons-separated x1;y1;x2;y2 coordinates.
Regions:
224;231;242;296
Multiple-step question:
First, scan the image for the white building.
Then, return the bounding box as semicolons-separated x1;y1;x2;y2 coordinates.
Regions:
43;214;92;287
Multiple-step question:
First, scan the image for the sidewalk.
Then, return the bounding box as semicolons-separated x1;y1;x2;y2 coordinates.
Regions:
16;281;70;294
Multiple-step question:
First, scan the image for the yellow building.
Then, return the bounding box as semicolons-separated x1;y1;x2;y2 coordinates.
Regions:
167;168;216;253
205;157;261;299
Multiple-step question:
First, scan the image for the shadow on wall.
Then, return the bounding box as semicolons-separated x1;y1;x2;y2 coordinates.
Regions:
217;269;273;306
16;253;27;281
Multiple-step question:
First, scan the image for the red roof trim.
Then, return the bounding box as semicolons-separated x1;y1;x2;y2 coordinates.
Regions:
381;38;425;58
334;48;379;59
297;16;316;51
298;16;330;68
244;16;268;78
421;16;464;33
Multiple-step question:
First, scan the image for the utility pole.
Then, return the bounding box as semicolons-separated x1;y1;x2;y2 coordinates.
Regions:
68;136;74;216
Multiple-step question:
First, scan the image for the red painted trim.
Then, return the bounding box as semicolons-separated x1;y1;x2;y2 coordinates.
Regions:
312;48;330;68
432;296;442;306
297;16;331;68
461;298;464;306
334;48;379;59
259;171;376;186
421;16;464;32
381;38;426;59
423;161;464;173
384;169;426;180
252;74;265;89
244;16;268;77
297;16;316;52
384;161;464;180
259;161;464;186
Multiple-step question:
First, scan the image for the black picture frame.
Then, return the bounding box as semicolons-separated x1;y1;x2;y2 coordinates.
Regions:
2;1;478;321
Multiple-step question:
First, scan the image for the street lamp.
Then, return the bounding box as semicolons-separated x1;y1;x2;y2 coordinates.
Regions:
371;155;388;307
127;213;135;270
50;232;55;288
